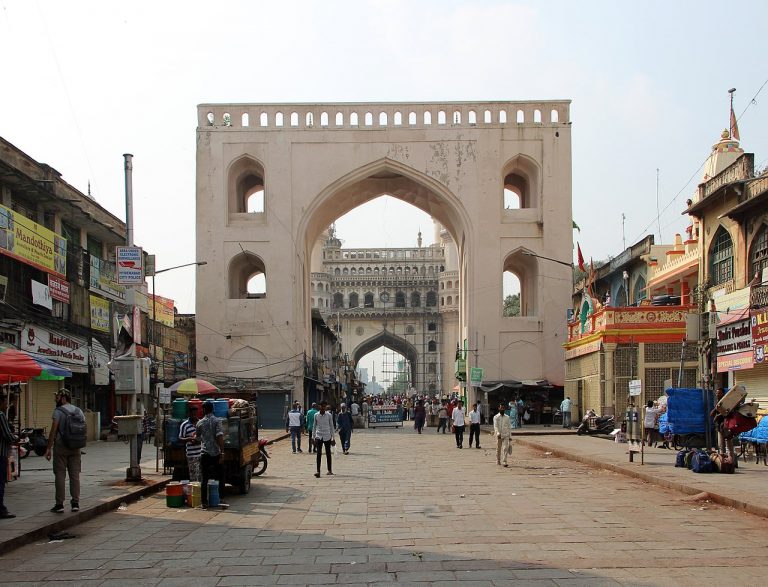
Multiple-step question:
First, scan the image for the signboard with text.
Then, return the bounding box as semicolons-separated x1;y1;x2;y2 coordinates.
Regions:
150;294;175;327
368;406;404;428
751;308;768;364
48;275;70;303
89;255;126;303
89;294;111;333
469;367;484;387
0;204;67;277
717;317;753;372
115;246;143;285
21;324;87;367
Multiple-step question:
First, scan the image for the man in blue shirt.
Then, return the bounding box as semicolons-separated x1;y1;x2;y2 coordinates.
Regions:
560;396;572;429
196;401;224;508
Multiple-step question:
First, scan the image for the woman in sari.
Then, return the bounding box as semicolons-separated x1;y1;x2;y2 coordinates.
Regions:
507;400;520;429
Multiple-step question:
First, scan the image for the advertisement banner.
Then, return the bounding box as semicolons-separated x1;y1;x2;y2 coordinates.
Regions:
150;294;175;327
21;324;87;368
31;280;52;310
0;204;67;277
89;255;126;303
115;246;143;285
368;406;404;428
751;308;768;364
48;275;70;303
89;294;111;333
91;338;110;386
469;367;484;387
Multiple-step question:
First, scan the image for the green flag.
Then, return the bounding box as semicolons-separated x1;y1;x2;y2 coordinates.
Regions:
572;220;581;232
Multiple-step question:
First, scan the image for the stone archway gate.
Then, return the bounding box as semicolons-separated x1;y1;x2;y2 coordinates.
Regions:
195;101;573;404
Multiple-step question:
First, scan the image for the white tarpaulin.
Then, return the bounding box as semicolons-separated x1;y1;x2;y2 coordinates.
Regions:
31;279;52;310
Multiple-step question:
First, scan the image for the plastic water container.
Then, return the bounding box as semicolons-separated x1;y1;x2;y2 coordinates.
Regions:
189;482;201;507
207;480;220;507
213;399;229;418
188;399;202;416
172;399;189;419
225;416;240;447
166;482;184;507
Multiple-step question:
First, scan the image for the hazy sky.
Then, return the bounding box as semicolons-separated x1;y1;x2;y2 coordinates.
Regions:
2;1;767;382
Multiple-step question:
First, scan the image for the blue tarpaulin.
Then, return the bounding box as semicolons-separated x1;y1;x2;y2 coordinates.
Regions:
740;416;768;444
665;388;711;434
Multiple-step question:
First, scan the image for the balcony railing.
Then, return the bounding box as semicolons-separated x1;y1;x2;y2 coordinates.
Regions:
567;305;692;343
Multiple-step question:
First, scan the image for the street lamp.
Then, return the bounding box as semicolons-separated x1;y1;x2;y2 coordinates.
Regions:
147;260;206;471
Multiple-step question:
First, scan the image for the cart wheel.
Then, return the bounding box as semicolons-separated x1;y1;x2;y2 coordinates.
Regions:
253;455;268;477
239;464;252;494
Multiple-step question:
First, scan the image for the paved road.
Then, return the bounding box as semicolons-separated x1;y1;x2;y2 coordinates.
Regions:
1;427;767;586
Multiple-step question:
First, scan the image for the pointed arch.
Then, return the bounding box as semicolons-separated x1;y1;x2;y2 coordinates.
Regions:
503;247;539;316
227;154;265;215
228;251;267;299
709;225;734;285
502;153;541;210
352;330;419;387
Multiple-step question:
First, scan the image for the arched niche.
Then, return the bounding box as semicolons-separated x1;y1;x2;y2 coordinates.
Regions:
502;248;538;316
502;154;541;210
228;250;267;299
227;155;266;216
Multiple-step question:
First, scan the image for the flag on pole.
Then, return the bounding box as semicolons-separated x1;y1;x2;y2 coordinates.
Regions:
572;220;581;232
730;104;740;141
577;243;586;272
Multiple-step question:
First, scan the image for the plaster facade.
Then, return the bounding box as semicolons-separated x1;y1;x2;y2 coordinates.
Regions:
195;101;573;401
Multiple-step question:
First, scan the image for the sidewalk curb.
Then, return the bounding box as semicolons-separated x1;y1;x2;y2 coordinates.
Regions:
517;438;768;520
0;476;170;556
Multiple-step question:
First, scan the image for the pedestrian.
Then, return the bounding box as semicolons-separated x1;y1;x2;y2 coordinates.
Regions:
437;402;448;433
560;396;572;429
413;400;426;433
313;400;335;477
516;397;525;427
178;408;201;481
507;400;520;429
643;400;659;447
452;400;466;448
196;400;224;509
336;403;354;454
468;403;482;448
493;403;512;467
361;397;369;428
0;393;18;519
286;402;304;453
350;400;360;417
305;402;319;453
45;389;86;513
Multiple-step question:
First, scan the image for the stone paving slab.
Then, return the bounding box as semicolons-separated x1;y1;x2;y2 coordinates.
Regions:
2;427;768;585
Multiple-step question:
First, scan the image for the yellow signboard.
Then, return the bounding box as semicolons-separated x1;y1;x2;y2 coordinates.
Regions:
150;294;175;327
89;294;111;333
0;204;67;277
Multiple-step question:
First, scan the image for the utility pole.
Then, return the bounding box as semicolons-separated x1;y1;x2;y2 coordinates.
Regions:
621;213;627;251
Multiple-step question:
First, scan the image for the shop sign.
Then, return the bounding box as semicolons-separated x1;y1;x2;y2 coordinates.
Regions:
91;338;110;385
31;279;52;310
21;324;87;366
629;379;642;396
89;255;126;303
0;204;67;277
751;309;768;364
469;367;484;387
0;327;18;346
717;316;753;372
115;246;143;285
48;275;70;303
150;294;175;327
89;294;111;333
368;405;403;427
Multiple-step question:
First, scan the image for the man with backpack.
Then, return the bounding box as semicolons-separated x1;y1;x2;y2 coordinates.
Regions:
45;389;86;513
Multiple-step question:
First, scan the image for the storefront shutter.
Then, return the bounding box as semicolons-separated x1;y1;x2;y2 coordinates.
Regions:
735;361;768;408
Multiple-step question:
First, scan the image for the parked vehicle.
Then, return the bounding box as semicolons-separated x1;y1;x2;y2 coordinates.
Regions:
18;427;47;458
253;438;270;476
576;412;615;436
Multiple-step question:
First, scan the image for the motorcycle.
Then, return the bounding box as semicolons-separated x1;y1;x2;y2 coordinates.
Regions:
576;412;615;436
18;428;48;458
252;438;270;476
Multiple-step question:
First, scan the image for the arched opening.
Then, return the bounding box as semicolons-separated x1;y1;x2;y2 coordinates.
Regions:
335;112;344;126
709;226;734;286
228;251;267;299
503;249;538;316
349;292;359;308
364;292;374;308
275;112;284;127
502;154;540;210
353;331;419;395
550;109;559;123
468;110;477;125
227;155;266;215
394;111;402;126
426;291;437;307
408;112;416;125
320;112;329;127
411;291;421;307
633;275;647;305
242;113;250;127
395;291;405;308
350;112;359;126
332;292;344;309
614;284;628;307
260;112;268;127
749;224;768;281
428;340;437;352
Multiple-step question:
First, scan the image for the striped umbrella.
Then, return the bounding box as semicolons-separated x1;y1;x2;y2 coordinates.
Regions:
0;345;72;382
168;378;219;395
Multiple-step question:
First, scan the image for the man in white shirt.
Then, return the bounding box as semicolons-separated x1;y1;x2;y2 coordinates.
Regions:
452;400;466;449
468;403;482;449
350;401;360;416
493;403;512;467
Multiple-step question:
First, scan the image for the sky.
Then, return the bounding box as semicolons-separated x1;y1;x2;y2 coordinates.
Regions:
1;0;767;383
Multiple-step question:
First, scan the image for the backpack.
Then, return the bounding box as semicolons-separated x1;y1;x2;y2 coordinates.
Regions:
684;449;696;469
723;412;757;438
675;449;688;468
57;406;87;449
691;450;712;473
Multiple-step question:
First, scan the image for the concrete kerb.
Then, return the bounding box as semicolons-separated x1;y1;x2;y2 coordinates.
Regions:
0;476;170;556
0;432;291;556
516;437;768;520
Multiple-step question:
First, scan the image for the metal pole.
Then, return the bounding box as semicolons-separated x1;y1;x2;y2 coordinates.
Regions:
677;340;686;387
123;154;134;247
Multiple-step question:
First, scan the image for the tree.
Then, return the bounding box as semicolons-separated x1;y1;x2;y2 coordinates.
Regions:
503;294;520;317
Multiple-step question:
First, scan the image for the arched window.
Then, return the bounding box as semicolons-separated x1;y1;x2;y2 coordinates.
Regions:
408;112;417;125
452;110;461;124
394;111;402;126
305;112;314;127
275;112;284;127
447;296;453;305
334;268;340;276
502;154;540;210
332;293;344;309
750;224;768;281
366;267;372;274
438;110;446;125
710;227;734;286
411;292;421;307
260;112;268;127
533;109;542;123
350;267;356;275
440;282;444;290
503;249;538;316
426;291;437;307
320;112;329;126
364;292;374;308
335;112;344;126
428;340;437;352
228;251;267;299
441;297;445;306
228;156;265;215
290;112;299;126
343;268;349;275
350;112;359;126
468;110;477;125
516;109;524;123
349;292;359;308
633;276;646;304
379;112;388;126
614;285;627;307
484;110;492;123
499;110;507;123
365;112;373;126
550;109;559;123
424;111;432;125
395;291;405;308
242;113;250;127
325;284;329;292
311;297;315;307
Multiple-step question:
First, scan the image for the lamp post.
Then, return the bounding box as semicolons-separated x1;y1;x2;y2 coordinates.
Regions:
147;260;207;471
